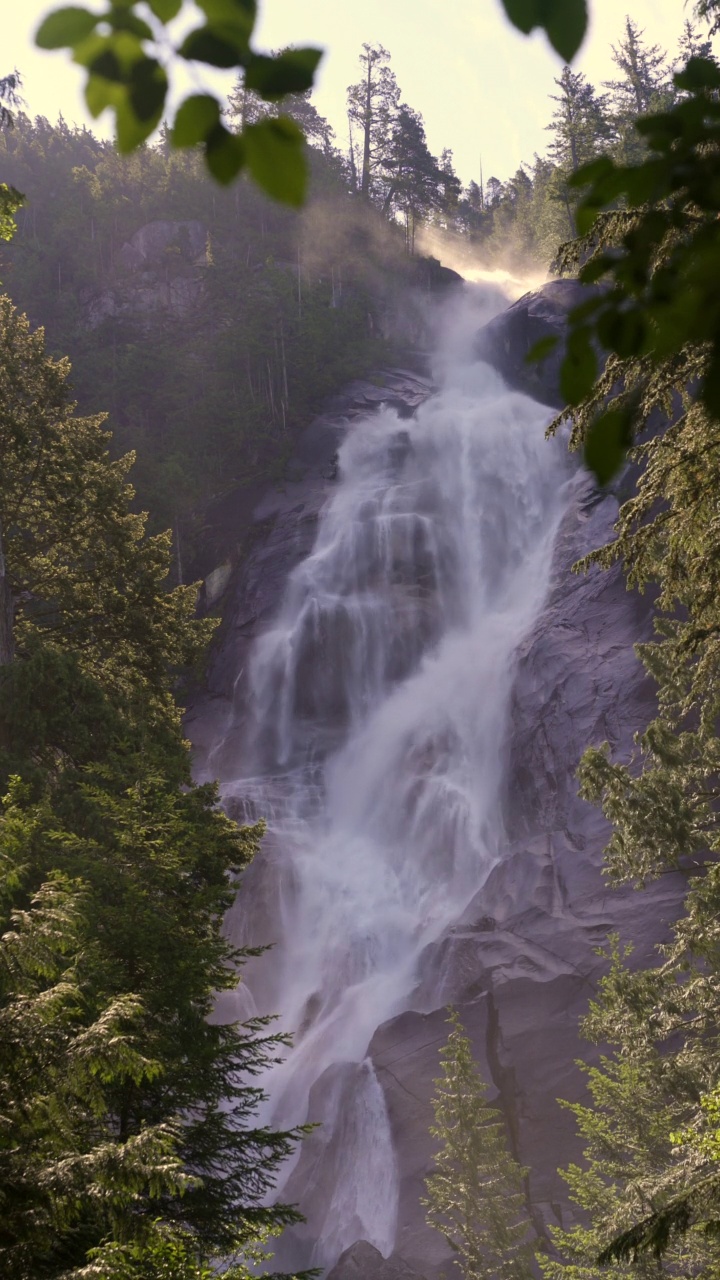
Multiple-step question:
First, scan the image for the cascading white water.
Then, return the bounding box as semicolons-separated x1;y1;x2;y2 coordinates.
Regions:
213;283;572;1269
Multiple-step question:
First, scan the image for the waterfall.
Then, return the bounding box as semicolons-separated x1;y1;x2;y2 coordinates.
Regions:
211;283;572;1268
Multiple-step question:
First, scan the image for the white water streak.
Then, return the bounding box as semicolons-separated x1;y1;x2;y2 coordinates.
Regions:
217;284;571;1265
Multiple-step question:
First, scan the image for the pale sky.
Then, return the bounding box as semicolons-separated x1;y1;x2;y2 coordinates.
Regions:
2;0;706;185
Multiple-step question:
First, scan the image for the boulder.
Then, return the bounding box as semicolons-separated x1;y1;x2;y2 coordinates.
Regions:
327;1241;427;1280
475;279;597;406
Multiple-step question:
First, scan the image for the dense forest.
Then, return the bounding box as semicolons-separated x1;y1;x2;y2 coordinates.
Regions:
5;2;720;1278
0;15;706;550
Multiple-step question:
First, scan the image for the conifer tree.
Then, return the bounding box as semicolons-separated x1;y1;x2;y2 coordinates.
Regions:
346;44;399;201
603;18;670;162
0;298;310;1277
541;54;720;1269
380;105;446;249
423;1010;534;1280
546;67;611;173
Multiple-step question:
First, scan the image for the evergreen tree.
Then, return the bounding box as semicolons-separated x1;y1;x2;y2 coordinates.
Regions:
546;66;611;173
603;18;670;162
542;69;720;1268
381;104;446;249
346;44;399;200
423;1010;534;1280
0;299;310;1276
676;18;714;67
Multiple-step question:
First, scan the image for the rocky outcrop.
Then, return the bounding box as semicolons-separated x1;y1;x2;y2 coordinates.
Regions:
83;219;209;327
117;219;208;272
187;289;685;1277
327;1241;427;1280
475;279;596;406
362;478;685;1275
185;365;435;771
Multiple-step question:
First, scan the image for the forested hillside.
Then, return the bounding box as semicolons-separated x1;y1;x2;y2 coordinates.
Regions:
0;16;703;552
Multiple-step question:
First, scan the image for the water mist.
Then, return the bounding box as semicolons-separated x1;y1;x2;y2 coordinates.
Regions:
210;282;573;1269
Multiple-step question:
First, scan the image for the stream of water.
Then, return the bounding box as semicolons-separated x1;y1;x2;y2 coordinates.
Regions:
209;284;572;1268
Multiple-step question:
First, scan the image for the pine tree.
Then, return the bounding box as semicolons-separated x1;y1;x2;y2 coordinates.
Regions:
542;80;720;1268
380;104;446;249
546;67;611;173
346;44;399;201
603;18;670;162
0;299;310;1276
605;17;669;117
423;1010;534;1280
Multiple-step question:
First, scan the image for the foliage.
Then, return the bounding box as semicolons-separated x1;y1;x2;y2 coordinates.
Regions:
0;113;393;551
542;51;720;483
30;0;591;205
0;299;310;1277
0;72;24;242
535;6;720;1270
34;1;321;203
423;1009;535;1280
499;0;588;62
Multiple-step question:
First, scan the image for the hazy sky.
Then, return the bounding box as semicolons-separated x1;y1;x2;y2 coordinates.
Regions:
3;0;707;185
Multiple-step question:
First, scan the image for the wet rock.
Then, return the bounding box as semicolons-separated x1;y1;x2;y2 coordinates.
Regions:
327;1241;427;1280
475;279;598;406
362;473;686;1275
185;368;435;777
186;302;685;1277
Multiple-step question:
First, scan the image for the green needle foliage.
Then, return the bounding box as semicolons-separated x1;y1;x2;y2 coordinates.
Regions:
537;9;720;1270
423;1010;534;1280
0;294;310;1277
542;51;720;483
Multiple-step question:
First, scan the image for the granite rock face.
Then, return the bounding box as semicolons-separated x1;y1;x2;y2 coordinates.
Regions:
186;290;685;1276
185;366;436;775
475;279;596;406
365;478;685;1276
83;220;209;327
326;1241;426;1280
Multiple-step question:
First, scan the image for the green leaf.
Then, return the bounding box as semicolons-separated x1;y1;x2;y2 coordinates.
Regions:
244;47;323;101
598;308;647;358
85;74;123;118
148;0;182;18
500;0;587;60
500;0;540;37
543;0;588;62
205;124;246;183
676;55;720;92
106;10;154;39
35;6;98;49
88;49;124;84
584;406;633;485
196;0;256;28
172;94;221;147
115;90;164;152
526;335;558;363
128;58;167;124
244;115;307;206
560;325;597;406
179;26;245;68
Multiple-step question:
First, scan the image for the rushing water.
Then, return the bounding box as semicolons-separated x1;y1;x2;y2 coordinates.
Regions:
210;284;572;1268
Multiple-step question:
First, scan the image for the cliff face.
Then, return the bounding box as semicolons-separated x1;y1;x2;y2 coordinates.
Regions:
186;286;684;1278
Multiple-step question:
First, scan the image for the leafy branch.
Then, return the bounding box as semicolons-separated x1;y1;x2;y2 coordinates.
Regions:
35;2;322;202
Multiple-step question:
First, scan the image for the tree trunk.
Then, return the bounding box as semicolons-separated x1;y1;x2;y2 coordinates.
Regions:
0;516;14;666
361;60;372;198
